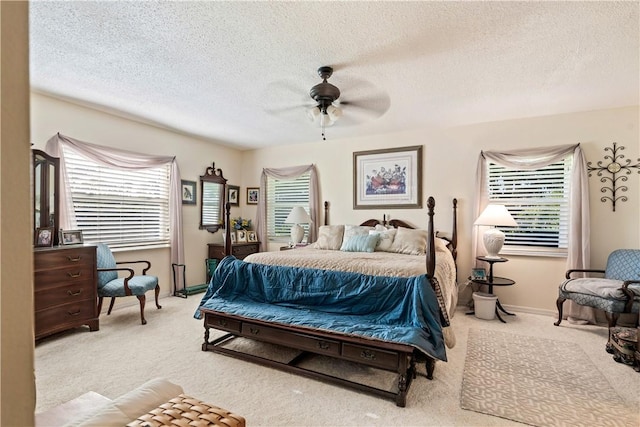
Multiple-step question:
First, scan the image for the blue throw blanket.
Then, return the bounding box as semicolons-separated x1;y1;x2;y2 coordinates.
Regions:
195;256;446;361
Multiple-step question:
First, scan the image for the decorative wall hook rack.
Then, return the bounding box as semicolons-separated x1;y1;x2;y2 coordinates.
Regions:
587;142;640;211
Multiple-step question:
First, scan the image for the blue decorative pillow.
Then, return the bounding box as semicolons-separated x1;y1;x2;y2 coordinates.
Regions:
340;234;380;253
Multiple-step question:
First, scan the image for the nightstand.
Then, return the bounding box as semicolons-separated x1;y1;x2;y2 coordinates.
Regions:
468;256;516;323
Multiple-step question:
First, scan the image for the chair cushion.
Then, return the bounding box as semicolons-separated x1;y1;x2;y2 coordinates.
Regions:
561;278;628;300
559;278;629;313
96;243;117;289
98;275;158;297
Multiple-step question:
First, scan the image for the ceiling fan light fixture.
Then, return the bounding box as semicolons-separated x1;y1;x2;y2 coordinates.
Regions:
307;106;321;122
326;104;342;122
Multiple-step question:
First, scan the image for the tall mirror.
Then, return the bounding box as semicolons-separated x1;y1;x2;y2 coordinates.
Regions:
33;149;60;245
199;162;227;233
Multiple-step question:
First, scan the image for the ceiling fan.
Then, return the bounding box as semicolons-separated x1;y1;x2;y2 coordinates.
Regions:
266;66;390;140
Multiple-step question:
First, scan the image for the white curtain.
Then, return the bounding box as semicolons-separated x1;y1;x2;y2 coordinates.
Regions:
45;133;185;281
255;165;320;252
473;143;594;323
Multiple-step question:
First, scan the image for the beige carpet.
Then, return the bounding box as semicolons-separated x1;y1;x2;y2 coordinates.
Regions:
461;328;639;427
35;297;640;426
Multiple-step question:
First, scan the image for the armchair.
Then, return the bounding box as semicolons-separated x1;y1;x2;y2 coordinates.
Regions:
554;249;640;329
96;243;161;325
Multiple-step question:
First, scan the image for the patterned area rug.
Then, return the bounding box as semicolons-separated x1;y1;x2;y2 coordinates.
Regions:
461;329;638;427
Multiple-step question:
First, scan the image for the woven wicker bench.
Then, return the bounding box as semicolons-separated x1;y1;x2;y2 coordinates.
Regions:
127;394;245;427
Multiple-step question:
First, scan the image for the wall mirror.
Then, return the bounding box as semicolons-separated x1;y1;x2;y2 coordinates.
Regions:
199;162;227;233
32;149;60;245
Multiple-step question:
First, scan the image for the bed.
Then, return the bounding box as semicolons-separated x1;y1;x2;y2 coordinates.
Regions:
196;197;458;407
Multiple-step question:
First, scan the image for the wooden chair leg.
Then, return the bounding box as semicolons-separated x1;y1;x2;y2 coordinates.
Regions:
137;295;147;325
107;297;116;315
553;297;566;326
605;312;620;354
97;296;104;315
154;284;162;310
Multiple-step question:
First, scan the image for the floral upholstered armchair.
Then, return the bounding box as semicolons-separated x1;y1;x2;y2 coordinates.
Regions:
554;249;640;330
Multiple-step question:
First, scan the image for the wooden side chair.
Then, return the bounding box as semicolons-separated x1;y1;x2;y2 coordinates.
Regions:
96;243;161;325
554;249;640;352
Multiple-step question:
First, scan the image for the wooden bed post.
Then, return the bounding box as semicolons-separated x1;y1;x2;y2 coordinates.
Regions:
323;201;329;226
224;202;232;256
426;197;436;278
451;198;458;262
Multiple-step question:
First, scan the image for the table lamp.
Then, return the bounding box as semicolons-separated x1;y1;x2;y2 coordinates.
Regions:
474;204;518;259
285;206;311;244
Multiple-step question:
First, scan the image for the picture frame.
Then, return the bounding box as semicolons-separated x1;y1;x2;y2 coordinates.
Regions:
472;268;487;281
246;187;259;205
236;229;248;243
181;180;196;205
227;185;240;207
230;232;237;244
247;231;257;242
353;145;422;209
59;229;84;245
35;226;54;247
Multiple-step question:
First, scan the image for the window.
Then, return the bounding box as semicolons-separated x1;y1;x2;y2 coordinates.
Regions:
266;173;310;241
63;146;171;249
487;156;572;256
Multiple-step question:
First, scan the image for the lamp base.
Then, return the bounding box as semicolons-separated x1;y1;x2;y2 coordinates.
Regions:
482;228;505;259
290;224;304;244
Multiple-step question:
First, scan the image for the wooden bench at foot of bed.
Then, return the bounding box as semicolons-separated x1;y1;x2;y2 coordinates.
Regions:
201;309;436;407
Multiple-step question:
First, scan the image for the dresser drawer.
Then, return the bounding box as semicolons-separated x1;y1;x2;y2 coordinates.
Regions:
241;322;340;356
35;299;96;334
341;343;399;370
35;280;96;311
34;246;95;270
232;243;259;259
34;264;95;291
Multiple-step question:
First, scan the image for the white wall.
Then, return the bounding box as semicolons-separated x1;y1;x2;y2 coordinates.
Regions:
30;93;244;294
241;106;640;314
1;2;36;424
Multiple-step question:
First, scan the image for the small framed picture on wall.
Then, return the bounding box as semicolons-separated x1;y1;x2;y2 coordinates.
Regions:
181;180;196;205
246;187;259;205
227;185;240;207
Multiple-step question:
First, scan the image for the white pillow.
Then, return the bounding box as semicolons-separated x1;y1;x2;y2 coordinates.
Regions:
312;225;344;250
340;225;373;251
389;227;428;255
369;225;397;251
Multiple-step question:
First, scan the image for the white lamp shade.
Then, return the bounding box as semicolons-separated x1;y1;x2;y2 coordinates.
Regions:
474;204;518;227
285;207;311;244
475;204;518;258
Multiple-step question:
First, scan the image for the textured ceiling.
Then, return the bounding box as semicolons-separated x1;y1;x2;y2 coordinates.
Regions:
29;1;639;150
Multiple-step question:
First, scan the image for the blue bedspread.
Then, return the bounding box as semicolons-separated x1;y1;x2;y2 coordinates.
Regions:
195;256;446;361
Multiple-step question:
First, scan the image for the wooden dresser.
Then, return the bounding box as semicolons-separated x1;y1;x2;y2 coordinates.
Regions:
208;242;259;262
34;245;99;340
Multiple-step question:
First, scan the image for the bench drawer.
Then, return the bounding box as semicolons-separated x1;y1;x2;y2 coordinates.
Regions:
341;343;399;370
206;314;242;334
241;322;340;356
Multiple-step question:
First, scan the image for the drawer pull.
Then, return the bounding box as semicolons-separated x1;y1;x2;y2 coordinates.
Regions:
360;350;376;361
249;327;260;335
317;341;330;350
67;289;83;296
67;256;82;262
67;272;82;278
217;319;228;327
67;310;81;316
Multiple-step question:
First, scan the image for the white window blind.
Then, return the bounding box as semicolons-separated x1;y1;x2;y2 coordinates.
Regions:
487;156;572;254
267;173;310;240
63;146;171;249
